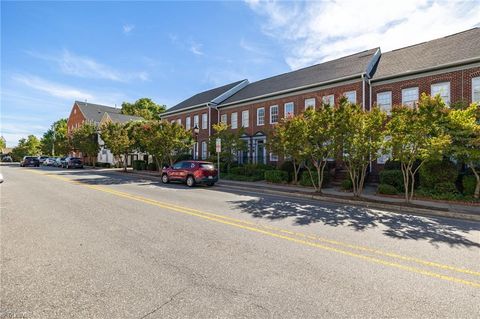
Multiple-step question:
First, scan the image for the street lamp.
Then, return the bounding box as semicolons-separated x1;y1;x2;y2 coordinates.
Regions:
193;125;199;160
51;123;56;156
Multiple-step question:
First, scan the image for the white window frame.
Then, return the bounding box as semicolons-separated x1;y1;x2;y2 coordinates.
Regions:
185;116;191;130
344;91;356;104
193;115;199;129
242;110;249;128
473;77;480;103
231;112;238;129
269;153;278;162
270;105;279;124
322;95;334;106
402;87;419;107
257;107;265;126
377;91;392;114
201;113;208;130
176;119;182;126
304;98;315;110
284;102;294;118
431;82;450;106
201;141;207;160
220;114;227;124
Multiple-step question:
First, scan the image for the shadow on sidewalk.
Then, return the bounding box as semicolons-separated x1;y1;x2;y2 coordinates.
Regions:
228;197;480;248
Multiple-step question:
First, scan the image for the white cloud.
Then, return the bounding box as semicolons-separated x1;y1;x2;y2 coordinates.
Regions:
27;49;149;82
246;0;480;70
123;24;135;34
190;42;204;55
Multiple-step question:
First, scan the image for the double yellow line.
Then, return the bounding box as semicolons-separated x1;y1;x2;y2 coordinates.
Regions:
29;170;480;288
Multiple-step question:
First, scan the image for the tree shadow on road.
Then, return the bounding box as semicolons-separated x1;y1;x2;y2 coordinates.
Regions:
228;197;480;248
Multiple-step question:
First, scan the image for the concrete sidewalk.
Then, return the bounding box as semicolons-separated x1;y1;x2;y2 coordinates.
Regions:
121;168;480;222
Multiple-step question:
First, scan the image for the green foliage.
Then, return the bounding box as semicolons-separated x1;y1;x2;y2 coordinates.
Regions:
379;169;404;192
147;162;157;171
229;164;268;180
40;118;69;156
341;179;353;191
279;161;295;182
11;135;41;160
132;160;146;170
299;169;330;187
377;184;398;195
462;175;476;196
383;160;401;170
121;98;166;120
222;174;263;182
264;170;289;183
0;137;6;152
208;123;247;173
419;160;458;189
433;182;458;195
71;123;100;161
100;121;137;171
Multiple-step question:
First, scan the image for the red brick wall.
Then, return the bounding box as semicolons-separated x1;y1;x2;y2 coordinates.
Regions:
371;66;480;106
67;103;86;135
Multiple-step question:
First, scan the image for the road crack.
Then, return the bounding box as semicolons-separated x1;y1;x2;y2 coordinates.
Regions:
139;287;188;319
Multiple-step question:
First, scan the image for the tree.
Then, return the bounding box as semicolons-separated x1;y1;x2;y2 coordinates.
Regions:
208;123;247;173
386;94;451;202
268;116;307;184
132;120;193;170
40;118;69;156
303;105;337;193
121;98;166;120
447;103;480;198
0;137;6;153
99;121;136;171
11;135;41;161
71;123;100;165
335;99;387;197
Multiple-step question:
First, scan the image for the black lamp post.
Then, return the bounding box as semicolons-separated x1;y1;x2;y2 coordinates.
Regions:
193;125;199;160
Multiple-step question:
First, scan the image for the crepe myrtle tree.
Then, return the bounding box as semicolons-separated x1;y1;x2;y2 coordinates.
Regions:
447;102;480;198
335;98;387;197
100;121;138;171
70;123;100;165
386;94;451;202
208;123;247;173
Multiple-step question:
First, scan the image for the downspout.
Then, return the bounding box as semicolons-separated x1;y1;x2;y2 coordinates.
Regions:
361;73;366;111
207;103;211;138
369;78;373;173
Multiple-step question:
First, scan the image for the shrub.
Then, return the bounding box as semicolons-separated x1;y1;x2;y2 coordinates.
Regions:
147;162;157;171
98;162;111;168
377;184;398;195
433;182;458;195
132;160;146;170
299;170;330;187
280;161;295;182
222;174;262;182
379;169;404;192
384;160;401;170
419;160;458;189
228;164;268;180
341;179;353;191
462;175;476;196
264;170;288;183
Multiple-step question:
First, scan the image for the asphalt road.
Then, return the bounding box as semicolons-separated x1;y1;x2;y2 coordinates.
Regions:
1;164;479;318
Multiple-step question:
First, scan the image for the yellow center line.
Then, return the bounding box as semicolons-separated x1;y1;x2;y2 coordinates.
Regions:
27;169;480;287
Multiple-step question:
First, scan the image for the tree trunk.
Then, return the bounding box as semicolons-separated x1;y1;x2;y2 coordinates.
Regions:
292;160;298;184
316;160;327;194
470;164;480;199
123;152;128;172
305;164;317;191
401;163;410;203
155;156;161;173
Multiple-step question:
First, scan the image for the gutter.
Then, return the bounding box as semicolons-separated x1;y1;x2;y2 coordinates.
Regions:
371;56;480;83
161;102;208;117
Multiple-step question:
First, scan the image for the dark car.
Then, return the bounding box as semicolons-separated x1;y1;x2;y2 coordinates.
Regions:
161;161;218;187
20;156;40;167
64;157;83;169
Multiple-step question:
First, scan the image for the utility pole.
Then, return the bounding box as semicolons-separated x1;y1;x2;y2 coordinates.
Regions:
52;123;56;156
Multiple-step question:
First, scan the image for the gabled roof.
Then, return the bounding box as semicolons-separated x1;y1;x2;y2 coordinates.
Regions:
372;28;480;81
102;112;143;124
220;48;380;106
164;80;248;115
75;101;121;123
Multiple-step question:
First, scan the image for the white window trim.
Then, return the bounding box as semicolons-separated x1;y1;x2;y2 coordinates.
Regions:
201;113;208;130
269;153;278;162
431;82;451;106
201;141;207;160
344;91;356;104
322;95;334;106
284;102;294;118
402;87;419;107
186;117;191;130
220;114;227;124
231;112;238;129
242;110;249;128
304;98;315;110
473;77;480;103
270;105;278;124
193;115;199;129
377;91;392;114
257;107;265;126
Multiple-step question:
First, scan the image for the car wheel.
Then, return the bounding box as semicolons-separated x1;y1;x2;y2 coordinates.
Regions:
186;175;195;187
207;182;215;187
161;174;169;184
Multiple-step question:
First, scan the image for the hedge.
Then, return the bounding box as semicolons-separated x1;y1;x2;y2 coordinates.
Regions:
419;160;458;189
264;170;288;183
379;169;404;192
377;184;398;195
341;179;353;191
462;175;476;196
433;182;458;195
299;170;330;187
132;160;146;170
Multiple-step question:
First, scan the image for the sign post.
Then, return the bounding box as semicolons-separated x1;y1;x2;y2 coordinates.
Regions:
216;138;221;179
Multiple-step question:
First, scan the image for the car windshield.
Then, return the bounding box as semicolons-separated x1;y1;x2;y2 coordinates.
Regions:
199;163;214;169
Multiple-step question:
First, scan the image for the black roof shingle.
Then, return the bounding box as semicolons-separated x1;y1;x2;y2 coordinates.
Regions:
75;101;121;123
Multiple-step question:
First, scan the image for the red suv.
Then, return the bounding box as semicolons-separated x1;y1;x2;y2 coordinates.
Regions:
161;161;218;187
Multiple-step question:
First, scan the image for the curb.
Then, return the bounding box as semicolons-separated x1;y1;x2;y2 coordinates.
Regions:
120;170;480;223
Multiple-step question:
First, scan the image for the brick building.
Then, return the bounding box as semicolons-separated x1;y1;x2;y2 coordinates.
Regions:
162;28;480;172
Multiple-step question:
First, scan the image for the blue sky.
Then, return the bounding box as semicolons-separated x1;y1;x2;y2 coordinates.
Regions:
2;0;479;146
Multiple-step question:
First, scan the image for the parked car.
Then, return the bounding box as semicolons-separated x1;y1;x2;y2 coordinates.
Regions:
43;157;56;166
161;160;218;187
20;156;40;167
54;157;66;167
1;156;12;162
0;172;3;183
64;157;83;169
37;156;49;164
